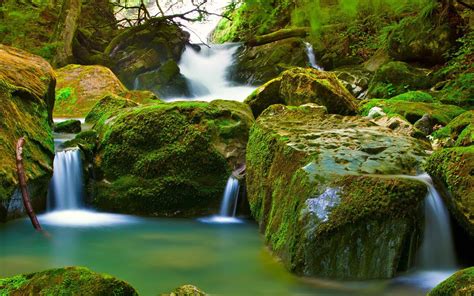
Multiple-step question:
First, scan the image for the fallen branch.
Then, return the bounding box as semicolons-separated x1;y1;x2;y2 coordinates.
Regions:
16;137;42;231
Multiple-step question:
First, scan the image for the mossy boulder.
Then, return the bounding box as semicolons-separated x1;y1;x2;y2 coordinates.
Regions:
246;104;428;280
85;94;140;125
229;38;308;85
333;66;373;98
432;111;474;148
425;146;474;239
105;19;189;88
162;285;206;296
135;60;190;98
0;45;55;222
54;119;82;134
245;67;358;118
360;99;465;126
91;100;254;217
367;61;433;98
428;267;474;296
0;266;138;295
55;64;127;117
388;15;458;66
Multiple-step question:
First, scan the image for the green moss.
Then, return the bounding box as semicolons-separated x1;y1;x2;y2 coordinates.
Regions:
432;111;473;147
389;91;435;103
429;267;474;296
0;267;138;295
56;87;76;103
85;94;139;125
54;119;81;134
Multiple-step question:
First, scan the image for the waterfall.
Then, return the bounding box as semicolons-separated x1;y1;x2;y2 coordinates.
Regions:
48;149;84;211
219;176;240;217
415;173;456;269
173;44;255;102
304;42;323;71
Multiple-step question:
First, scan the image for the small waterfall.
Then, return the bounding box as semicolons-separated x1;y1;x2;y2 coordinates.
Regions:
304;42;323;71
415;173;456;269
48;149;84;211
175;44;255;102
219;176;240;217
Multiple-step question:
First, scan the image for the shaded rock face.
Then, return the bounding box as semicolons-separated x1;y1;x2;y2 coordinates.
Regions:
55;64;127;117
0;45;55;222
245;67;358;118
0;266;138;295
425;146;474;240
428;267;474;296
367;61;433;98
89;100;254;217
246;104;428;280
105;20;190;88
333;66;373;98
229;38;308;85
54;119;82;134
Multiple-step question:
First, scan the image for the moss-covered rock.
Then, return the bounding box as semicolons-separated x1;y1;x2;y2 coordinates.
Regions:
245;67;358;118
162;285;206;296
105;19;189;88
388;15;458;66
229;38;308;85
246;104;428;280
360;99;465;126
135;60;190;98
85;94;140;125
0;45;55;222
425;146;474;239
54;119;82;134
0;266;138;295
367;61;433;98
55;64;127;117
432;111;474;147
428;267;474;296
91;100;254;217
333;66;373;98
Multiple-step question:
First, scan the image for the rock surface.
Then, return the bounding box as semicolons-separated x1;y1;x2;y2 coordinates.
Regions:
162;285;207;296
0;266;138;295
246;104;428;280
90;100;254;217
54;119;82;134
245;67;358;118
428;267;474;296
0;45;55;222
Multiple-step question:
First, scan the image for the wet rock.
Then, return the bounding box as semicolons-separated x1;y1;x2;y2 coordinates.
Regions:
414;114;434;136
246;104;428;280
428;267;474;296
0;45;55;222
245;67;358;118
0;266;138;295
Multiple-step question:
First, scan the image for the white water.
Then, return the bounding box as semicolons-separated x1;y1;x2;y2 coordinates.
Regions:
169;44;255;102
304;42;324;71
44;148;136;227
199;175;242;224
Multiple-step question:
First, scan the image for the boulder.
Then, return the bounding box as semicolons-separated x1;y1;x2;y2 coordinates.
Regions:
367;62;433;98
135;60;190;98
229;38;308;85
425;146;474;239
54;119;82;134
0;267;138;295
105;19;190;88
85;94;140;125
388;15;458;66
360;99;465;126
333;66;373;98
245;67;358;118
432;111;473;148
55;64;126;117
246;104;428;280
0;45;55;222
428;267;474;296
91;100;254;217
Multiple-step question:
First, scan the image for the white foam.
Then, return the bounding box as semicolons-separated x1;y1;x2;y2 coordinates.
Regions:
39;210;138;227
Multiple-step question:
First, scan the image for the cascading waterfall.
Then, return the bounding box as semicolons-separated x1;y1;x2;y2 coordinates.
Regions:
48;149;84;211
415;173;456;269
219;176;240;217
173;43;255;102
304;42;324;71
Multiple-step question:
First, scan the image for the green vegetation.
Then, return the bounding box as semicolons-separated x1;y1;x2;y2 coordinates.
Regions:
429;267;474;296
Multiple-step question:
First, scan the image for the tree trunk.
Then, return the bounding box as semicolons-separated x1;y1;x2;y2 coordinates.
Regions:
16;137;42;231
52;0;82;67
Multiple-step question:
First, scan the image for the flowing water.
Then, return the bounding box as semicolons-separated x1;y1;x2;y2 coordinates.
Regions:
304;42;324;71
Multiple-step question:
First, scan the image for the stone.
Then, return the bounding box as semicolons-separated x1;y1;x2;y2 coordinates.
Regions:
0;45;55;222
246;104;429;280
428;267;474;296
54;119;82;134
